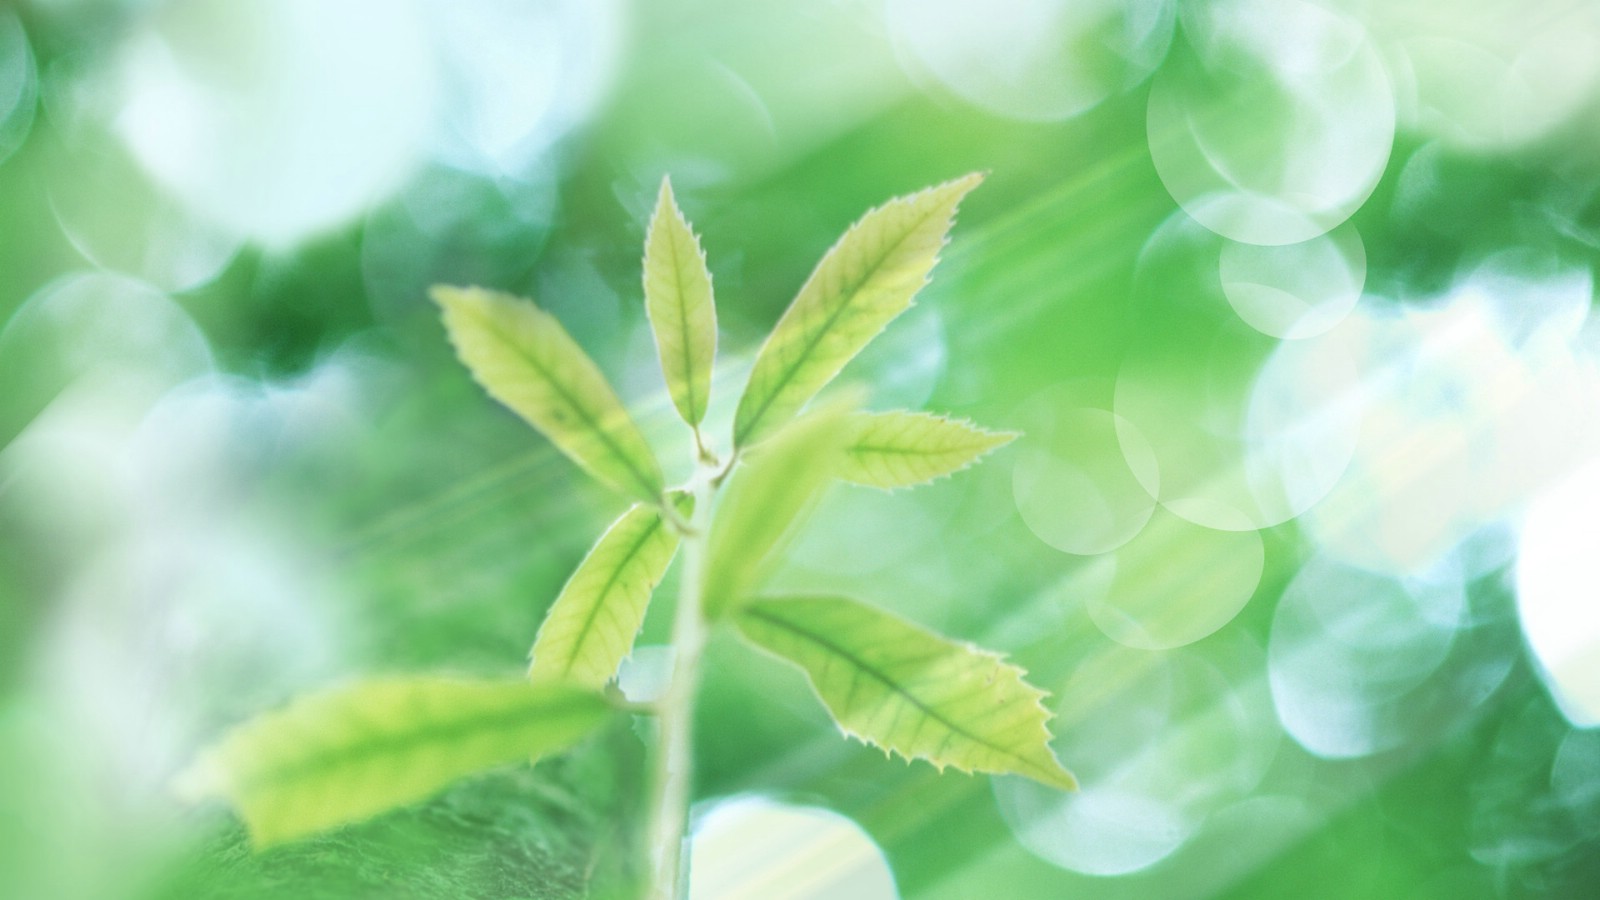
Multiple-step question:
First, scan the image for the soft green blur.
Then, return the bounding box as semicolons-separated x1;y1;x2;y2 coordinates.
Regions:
3;0;1599;898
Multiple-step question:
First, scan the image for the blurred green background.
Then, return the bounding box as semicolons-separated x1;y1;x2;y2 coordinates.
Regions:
3;0;1599;897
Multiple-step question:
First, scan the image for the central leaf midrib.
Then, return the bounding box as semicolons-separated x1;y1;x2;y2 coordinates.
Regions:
745;604;1043;774
736;199;947;445
238;692;599;793
557;512;666;678
477;307;657;499
665;216;704;423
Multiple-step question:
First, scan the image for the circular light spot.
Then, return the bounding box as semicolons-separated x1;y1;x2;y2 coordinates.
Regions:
1268;555;1516;758
888;0;1175;121
109;0;438;245
1376;1;1600;151
1147;0;1393;245
1115;213;1360;531
996;637;1277;875
0;8;37;166
1082;508;1263;650
1013;401;1159;556
689;796;897;900
48;132;240;292
1219;223;1365;339
1517;459;1600;727
422;0;620;176
0;273;213;428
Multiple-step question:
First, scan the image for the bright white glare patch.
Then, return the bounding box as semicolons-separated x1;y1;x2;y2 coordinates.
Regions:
1082;508;1263;650
110;0;438;245
888;0;1175;121
1116;214;1361;531
1303;268;1600;576
421;0;620;176
1013;402;1159;556
1147;0;1393;245
1220;223;1365;339
1268;555;1516;758
1372;0;1600;151
48;133;240;292
0;8;36;165
40;532;339;788
616;645;674;706
1517;459;1600;727
996;637;1277;875
689;796;897;900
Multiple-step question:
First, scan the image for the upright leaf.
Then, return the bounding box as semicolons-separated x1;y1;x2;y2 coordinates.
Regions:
177;678;613;847
529;492;693;688
839;411;1017;489
433;285;664;503
643;177;717;429
735;596;1077;791
702;398;857;619
732;174;983;448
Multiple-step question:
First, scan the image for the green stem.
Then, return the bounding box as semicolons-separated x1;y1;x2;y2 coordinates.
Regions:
645;471;715;899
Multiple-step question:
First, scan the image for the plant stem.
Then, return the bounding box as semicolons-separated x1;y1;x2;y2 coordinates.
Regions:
645;472;715;899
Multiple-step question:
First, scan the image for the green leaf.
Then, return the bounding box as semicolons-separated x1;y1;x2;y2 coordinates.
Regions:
732;174;983;448
703;397;858;618
735;596;1077;791
840;411;1017;489
177;678;613;848
528;492;692;688
433;285;664;503
643;177;718;429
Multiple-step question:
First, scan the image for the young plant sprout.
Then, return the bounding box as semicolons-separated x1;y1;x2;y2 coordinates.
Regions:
179;173;1077;898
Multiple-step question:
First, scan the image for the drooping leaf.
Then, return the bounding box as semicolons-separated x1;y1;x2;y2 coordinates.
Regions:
732;174;983;448
528;492;693;688
735;596;1077;791
643;177;717;429
839;411;1017;489
702;397;858;619
433;285;664;503
177;678;614;847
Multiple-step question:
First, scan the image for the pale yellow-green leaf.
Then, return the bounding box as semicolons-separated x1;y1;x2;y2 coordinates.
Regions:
735;596;1077;791
732;174;983;448
433;285;664;503
177;677;613;848
703;397;858;619
839;411;1017;489
644;177;717;429
528;492;692;688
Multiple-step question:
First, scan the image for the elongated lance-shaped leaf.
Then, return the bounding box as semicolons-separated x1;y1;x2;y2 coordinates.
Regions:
529;492;693;687
176;677;613;847
735;596;1077;791
644;177;717;429
839;411;1017;489
703;396;858;619
433;285;664;503
732;174;983;448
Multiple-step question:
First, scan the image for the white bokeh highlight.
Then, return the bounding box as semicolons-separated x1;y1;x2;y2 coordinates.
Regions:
1517;459;1600;727
689;797;897;900
1148;0;1394;245
889;0;1175;121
